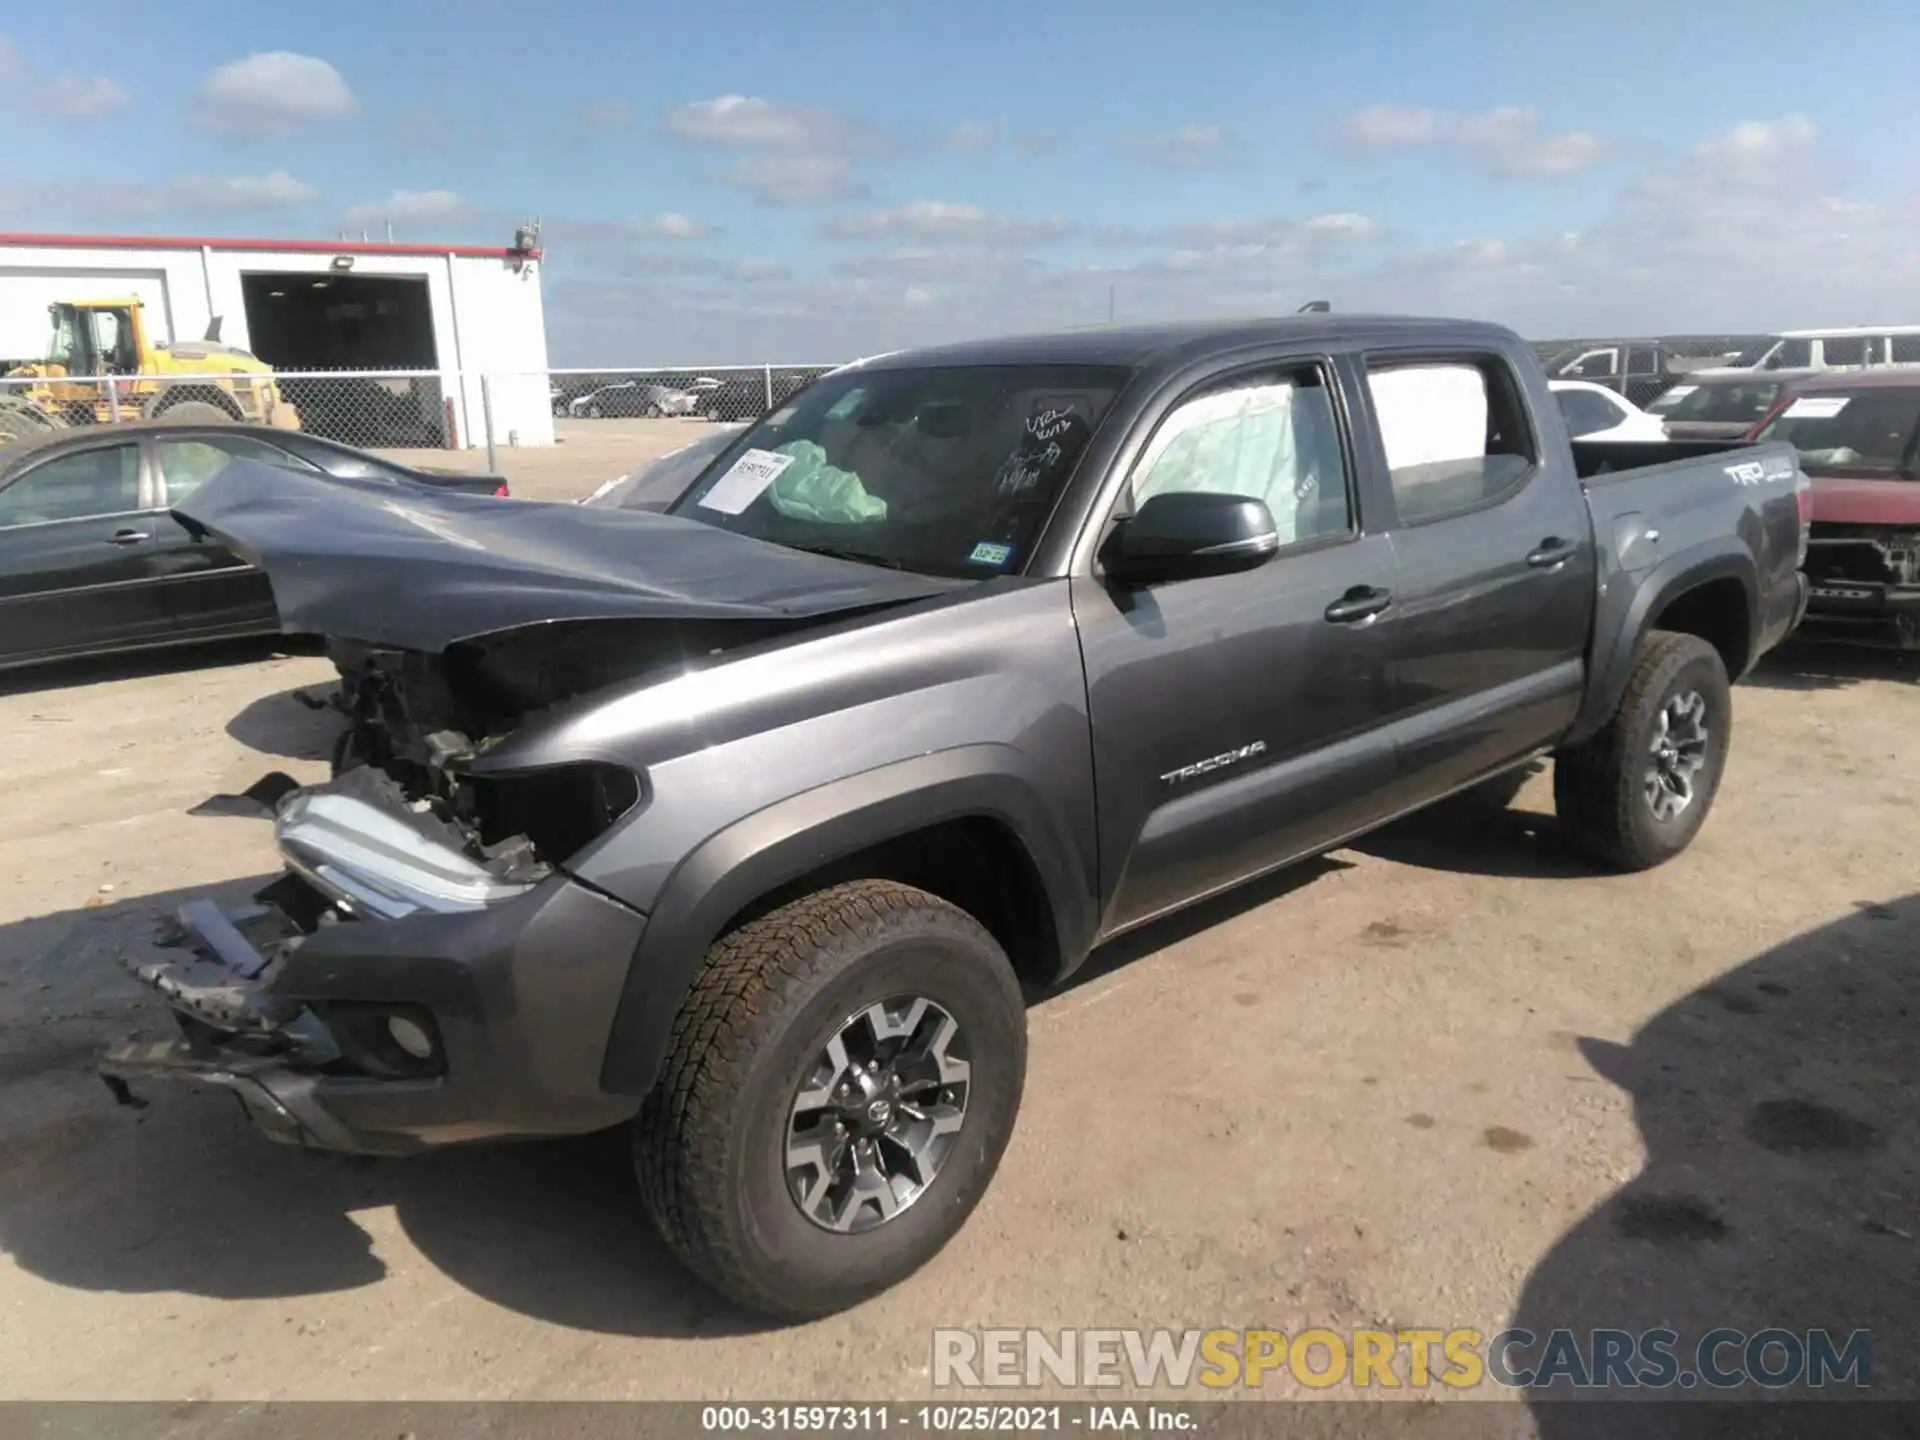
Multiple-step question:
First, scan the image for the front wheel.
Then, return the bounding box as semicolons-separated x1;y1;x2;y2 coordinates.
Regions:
1554;630;1732;871
635;880;1026;1320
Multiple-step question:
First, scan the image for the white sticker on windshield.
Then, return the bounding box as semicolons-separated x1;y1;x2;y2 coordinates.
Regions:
698;448;796;515
1783;396;1850;419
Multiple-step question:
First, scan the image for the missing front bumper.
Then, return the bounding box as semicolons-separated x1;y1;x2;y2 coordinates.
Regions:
99;771;651;1152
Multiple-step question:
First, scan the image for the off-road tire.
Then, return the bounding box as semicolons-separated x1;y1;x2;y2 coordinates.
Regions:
1554;630;1731;871
154;400;234;425
0;396;59;443
635;880;1026;1321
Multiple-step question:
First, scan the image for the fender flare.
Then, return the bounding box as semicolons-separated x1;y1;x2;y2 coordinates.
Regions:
1565;538;1758;747
596;746;1098;1095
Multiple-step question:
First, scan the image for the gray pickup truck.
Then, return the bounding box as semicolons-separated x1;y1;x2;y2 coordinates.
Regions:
102;315;1810;1320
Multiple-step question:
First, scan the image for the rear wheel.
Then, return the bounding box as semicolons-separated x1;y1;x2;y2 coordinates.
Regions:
1555;630;1731;871
0;396;59;443
635;880;1026;1320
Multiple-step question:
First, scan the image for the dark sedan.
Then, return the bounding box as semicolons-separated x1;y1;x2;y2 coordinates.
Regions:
0;421;509;670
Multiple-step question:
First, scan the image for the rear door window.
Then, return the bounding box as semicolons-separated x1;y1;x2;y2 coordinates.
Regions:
1555;388;1622;438
1365;358;1538;524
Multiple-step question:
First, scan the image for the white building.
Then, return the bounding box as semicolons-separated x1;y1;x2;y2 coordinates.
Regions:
0;230;554;448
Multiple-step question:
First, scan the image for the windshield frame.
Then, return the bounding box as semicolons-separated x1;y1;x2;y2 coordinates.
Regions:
1651;379;1786;425
664;360;1133;579
1753;386;1920;480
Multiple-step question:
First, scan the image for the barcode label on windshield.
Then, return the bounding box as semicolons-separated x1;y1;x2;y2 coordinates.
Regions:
699;448;796;515
1783;396;1850;419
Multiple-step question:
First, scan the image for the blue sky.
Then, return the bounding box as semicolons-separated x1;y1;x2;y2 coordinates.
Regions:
6;1;1917;361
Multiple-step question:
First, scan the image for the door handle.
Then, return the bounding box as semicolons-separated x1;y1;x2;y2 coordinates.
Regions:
106;528;149;546
1324;585;1393;624
1526;537;1576;568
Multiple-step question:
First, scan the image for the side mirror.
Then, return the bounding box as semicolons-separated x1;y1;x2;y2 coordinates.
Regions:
1101;491;1280;586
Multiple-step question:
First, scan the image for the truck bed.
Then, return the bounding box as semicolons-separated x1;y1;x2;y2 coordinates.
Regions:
1571;437;1756;481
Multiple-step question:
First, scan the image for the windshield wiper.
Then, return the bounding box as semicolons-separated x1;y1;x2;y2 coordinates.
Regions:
779;541;908;571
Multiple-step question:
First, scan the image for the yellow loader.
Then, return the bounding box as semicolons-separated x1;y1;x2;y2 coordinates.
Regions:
0;298;301;443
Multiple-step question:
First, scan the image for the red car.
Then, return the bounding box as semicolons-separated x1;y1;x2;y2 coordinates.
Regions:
1748;370;1920;648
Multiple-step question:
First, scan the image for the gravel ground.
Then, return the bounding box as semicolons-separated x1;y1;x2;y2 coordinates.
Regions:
0;443;1912;1421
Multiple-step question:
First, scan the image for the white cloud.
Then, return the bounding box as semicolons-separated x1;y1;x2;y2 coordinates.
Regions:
824;200;1074;244
581;99;631;128
0;35;130;121
36;72;130;120
0;170;321;223
1099;213;1380;247
1013;134;1059;160
171;169;320;212
722;155;864;206
1336;104;1446;150
542;112;1916;366
663;95;889;206
343;188;471;227
1332;103;1607;178
627;211;717;239
661;95;879;153
945;122;999;152
191;52;356;137
1117;124;1230;171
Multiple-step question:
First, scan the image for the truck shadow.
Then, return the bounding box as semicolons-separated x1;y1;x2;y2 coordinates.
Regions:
1347;762;1594;880
1513;894;1918;1428
1742;637;1917;692
0;878;774;1339
223;682;344;762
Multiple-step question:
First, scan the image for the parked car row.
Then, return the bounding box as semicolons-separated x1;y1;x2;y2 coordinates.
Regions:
1543;325;1920;409
551;371;823;423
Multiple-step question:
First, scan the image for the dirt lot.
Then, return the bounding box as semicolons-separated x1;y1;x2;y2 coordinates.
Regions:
0;451;1914;1415
381;415;725;503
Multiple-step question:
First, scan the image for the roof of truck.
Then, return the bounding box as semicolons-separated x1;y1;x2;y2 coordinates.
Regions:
845;315;1516;373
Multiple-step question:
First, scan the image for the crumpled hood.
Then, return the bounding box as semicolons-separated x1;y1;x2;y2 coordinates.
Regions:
173;459;962;651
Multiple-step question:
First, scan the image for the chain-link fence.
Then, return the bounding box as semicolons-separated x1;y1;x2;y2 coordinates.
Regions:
0;363;841;500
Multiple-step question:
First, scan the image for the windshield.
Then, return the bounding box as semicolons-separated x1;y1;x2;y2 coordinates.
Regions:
1754;389;1920;478
667;363;1128;577
1650;380;1784;423
46;306;82;369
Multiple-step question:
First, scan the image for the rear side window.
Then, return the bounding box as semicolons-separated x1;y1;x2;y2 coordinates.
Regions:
1555;388;1623;438
1365;358;1537;524
1820;337;1868;367
0;444;141;526
157;435;319;505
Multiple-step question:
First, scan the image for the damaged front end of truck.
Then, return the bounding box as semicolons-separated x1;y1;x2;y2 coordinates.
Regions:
98;459;955;1152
